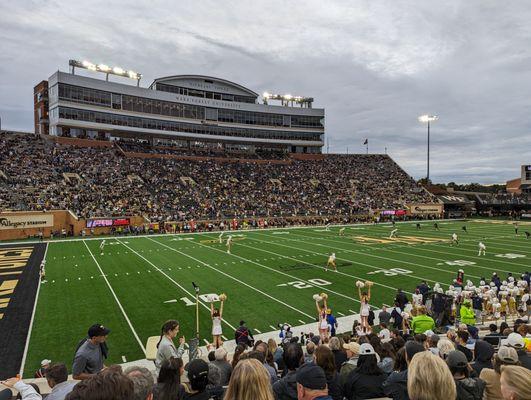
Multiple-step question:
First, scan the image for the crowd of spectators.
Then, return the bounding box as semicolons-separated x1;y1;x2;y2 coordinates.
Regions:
0;133;433;221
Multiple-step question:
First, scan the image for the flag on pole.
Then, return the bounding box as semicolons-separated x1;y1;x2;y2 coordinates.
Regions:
363;139;368;145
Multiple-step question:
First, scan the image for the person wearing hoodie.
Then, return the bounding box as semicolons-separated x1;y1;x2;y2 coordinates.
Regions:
273;343;303;400
460;300;476;326
446;350;486;400
471;340;494;376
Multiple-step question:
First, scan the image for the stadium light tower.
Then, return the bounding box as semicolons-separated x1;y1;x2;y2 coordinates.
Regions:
418;114;438;183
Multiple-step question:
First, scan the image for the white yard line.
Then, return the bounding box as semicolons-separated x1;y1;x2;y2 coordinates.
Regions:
19;242;48;376
116;239;238;331
146;237;314;319
83;241;146;354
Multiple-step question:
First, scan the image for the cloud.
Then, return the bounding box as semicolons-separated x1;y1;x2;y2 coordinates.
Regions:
0;0;529;184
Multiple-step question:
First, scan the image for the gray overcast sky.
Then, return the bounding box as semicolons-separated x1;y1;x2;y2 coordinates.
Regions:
1;0;529;184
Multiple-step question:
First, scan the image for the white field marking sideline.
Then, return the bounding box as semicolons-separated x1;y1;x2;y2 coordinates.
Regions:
233;238;419;297
115;239;238;331
146;237;315;319
82;241;146;354
158;235;366;308
239;235;443;291
406;242;530;270
0;218;465;247
19;242;48;376
257;230;483;280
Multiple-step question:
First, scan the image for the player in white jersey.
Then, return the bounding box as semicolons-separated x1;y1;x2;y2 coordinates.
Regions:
219;231;224;244
451;233;459;246
325;223;331;231
226;235;233;254
39;261;46;282
339;228;346;236
100;240;106;255
389;229;398;239
326;253;337;272
478;242;486;256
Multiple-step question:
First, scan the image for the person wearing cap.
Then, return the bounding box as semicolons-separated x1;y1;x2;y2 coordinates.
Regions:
234;320;254;348
183;359;211;399
212;347;232;386
296;363;332;400
505;332;531;370
34;359;51;378
343;343;386;400
72;324;110;380
410;306;435;335
479;346;521;400
446;350;486;400
383;341;426;400
338;342;360;387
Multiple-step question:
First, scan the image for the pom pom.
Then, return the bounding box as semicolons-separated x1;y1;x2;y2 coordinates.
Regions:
219;293;227;301
365;281;373;287
313;294;323;302
356;281;365;288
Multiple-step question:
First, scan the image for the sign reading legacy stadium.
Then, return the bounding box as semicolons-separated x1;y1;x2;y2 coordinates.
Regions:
408;204;444;215
0;214;54;230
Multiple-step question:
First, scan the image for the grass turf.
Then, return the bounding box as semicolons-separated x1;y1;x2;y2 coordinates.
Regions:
23;219;530;376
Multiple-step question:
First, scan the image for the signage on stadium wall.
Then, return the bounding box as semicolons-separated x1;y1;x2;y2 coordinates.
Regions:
0;214;54;230
86;218;130;228
380;210;407;216
407;204;444;215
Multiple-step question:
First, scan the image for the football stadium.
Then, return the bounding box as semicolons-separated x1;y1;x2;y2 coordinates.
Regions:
1;3;531;399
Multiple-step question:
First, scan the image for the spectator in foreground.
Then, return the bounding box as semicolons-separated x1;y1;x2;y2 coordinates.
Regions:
155;320;186;374
455;331;473;362
212;347;232;386
479;346;520;400
65;367;134;400
234;320;254;347
339;342;360;386
72;324;110;380
506;333;531;370
125;366;155;400
0;377;41;400
305;342;316;364
314;345;342;400
378;306;391;326
296;363;333;400
273;343;303;400
410;307;435;335
500;365;531;400
342;343;386;400
460;300;476;326
45;363;78;400
224;359;274;400
231;344;246;369
35;359;51;378
255;342;278;384
446;350;485;400
407;351;456;400
182;359;210;399
328;337;347;372
471;340;494;375
383;341;425;400
152;358;185;400
437;338;455;360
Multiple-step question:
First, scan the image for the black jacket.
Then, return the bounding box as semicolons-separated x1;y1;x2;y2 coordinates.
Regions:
273;370;298;400
344;371;386;400
454;377;486;400
382;369;409;400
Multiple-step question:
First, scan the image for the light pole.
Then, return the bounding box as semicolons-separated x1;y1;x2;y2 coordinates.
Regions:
418;115;438;183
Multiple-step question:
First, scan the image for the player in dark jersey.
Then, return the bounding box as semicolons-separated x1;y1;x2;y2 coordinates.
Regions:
462;225;468;233
416;223;421;230
434;222;440;231
514;222;518;235
525;231;530;239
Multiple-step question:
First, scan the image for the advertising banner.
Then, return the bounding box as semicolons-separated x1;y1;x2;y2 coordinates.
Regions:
408;204;444;215
0;214;54;230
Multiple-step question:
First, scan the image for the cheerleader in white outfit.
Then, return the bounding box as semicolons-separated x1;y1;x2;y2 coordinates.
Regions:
211;299;225;348
358;283;372;329
316;296;329;342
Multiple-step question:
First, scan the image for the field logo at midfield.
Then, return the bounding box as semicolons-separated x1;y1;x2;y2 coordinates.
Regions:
444;260;476;266
367;268;412;276
495;253;526;259
351;235;444;245
200;236;246;244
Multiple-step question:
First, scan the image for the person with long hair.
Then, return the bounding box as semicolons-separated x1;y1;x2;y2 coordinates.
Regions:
358;283;372;330
153;358;185;400
211;299;225;348
155;320;185;374
231;344;246;369
316;295;329;342
314;345;342;400
500;365;531;400
407;351;456;400
267;338;283;368
223;359;274;400
342;343;386;399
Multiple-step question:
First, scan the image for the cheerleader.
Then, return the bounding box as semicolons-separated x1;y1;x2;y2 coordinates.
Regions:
219;231;224;244
325;253;337;272
211;296;225;348
357;281;372;329
315;294;329;342
100;239;106;255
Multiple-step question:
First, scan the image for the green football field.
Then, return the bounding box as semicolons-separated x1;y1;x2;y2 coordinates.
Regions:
22;219;530;376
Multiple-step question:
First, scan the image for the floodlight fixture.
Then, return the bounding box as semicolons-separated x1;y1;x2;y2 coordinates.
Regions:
418;114;439;182
69;59;142;86
261;92;314;108
418;114;438;123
